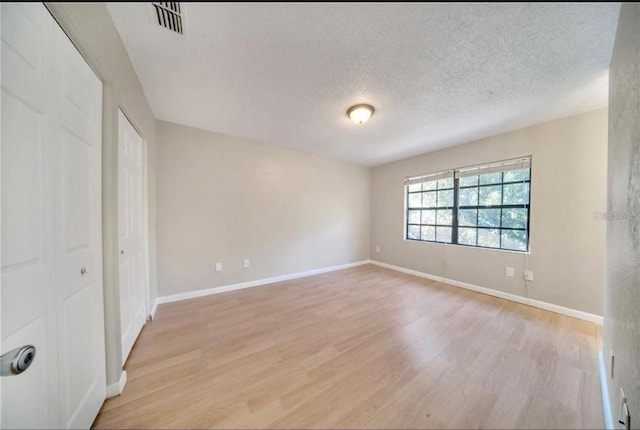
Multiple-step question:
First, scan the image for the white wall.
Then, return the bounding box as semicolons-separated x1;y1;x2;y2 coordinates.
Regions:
371;109;608;316
45;3;157;387
603;4;640;427
156;121;370;297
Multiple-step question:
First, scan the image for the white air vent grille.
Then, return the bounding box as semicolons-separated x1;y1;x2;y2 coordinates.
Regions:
151;2;183;34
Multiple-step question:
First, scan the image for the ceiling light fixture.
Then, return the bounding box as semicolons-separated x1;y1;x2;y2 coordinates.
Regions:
347;104;375;125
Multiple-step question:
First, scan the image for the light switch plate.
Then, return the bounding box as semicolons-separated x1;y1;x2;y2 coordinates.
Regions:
215;262;223;272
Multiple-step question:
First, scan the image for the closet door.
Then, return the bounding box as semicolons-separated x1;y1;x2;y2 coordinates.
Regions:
118;110;147;364
1;4;58;428
1;3;105;428
52;9;106;429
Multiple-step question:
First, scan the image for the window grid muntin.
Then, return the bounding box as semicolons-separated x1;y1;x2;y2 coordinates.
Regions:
406;168;530;251
406;178;454;243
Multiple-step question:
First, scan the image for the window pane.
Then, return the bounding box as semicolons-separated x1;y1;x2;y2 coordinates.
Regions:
458;227;477;246
408;210;421;224
479;185;502;206
478;209;501;227
421;225;435;241
503;183;530;205
437;177;453;190
459;187;478;206
478;228;500;248
421;210;436;225
407;225;420;240
423;191;437;208
424;180;437;191
406;160;530;252
436;226;452;243
459;175;478;187
408;193;422;208
436;209;452;226
459;209;477;226
437;189;453;207
479;172;502;185
504;168;530;182
502;208;527;229
501;229;527;251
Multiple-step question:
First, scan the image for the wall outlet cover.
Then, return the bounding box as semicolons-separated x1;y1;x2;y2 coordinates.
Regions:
506;267;515;277
215;262;223;272
524;270;534;281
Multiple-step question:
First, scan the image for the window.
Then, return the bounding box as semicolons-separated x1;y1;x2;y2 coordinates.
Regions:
405;157;531;252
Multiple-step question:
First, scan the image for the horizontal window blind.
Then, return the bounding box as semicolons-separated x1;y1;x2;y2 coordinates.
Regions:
404;170;453;186
405;157;530;185
455;157;530;179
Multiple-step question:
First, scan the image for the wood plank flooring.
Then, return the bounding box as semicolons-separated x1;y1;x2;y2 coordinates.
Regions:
93;264;603;429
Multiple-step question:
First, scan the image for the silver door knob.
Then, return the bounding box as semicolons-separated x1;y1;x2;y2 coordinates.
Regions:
0;345;36;376
80;267;87;275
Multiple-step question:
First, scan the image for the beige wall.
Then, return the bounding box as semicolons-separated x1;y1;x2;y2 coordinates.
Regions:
603;4;640;427
42;1;610;391
46;3;157;387
156;121;370;297
371;109;608;315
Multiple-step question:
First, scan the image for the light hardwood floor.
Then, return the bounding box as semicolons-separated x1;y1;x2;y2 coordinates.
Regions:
93;264;604;429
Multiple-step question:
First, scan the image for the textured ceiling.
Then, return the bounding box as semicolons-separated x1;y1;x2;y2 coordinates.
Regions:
108;3;620;166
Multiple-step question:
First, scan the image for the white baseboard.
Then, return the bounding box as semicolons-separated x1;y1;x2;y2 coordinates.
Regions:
156;260;370;305
370;260;603;325
106;370;127;399
598;350;614;429
149;299;159;320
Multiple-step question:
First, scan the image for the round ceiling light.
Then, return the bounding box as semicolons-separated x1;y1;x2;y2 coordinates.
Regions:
347;104;375;125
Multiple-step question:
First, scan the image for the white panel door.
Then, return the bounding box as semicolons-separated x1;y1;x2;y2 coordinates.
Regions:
1;4;58;428
118;110;147;364
1;3;105;429
52;11;106;429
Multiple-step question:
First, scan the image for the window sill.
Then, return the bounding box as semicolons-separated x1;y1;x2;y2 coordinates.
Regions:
403;238;531;255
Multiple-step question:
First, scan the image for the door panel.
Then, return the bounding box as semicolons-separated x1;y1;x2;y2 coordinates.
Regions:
118;110;147;364
1;4;58;428
59;283;104;428
1;316;52;429
1;3;105;428
52;13;105;430
60;129;91;252
1;92;44;268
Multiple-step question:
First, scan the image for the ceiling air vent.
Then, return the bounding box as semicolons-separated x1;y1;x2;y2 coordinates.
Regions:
151;2;183;34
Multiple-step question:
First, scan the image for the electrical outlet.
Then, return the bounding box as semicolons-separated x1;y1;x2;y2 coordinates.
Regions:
375;245;380;253
505;267;515;277
215;262;223;272
524;270;534;281
243;259;250;268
